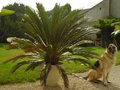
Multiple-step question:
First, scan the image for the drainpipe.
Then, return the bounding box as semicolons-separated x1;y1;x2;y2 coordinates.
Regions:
109;0;111;17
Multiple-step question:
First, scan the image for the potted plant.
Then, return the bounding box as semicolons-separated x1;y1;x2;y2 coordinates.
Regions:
4;3;99;88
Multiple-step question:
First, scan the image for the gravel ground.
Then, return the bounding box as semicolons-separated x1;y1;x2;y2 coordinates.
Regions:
0;65;120;90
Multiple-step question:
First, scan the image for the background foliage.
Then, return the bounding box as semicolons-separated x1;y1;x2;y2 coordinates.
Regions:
94;17;120;49
0;3;26;43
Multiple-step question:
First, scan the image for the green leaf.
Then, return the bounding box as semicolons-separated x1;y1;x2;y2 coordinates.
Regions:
56;65;69;88
0;9;14;16
3;54;34;64
111;30;120;37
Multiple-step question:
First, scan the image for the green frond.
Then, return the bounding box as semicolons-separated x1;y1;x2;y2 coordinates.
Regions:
111;30;120;37
66;57;92;66
3;54;34;64
7;37;34;49
61;47;100;67
11;60;44;73
25;60;44;71
72;48;100;59
23;6;48;49
40;67;46;85
40;64;51;86
56;65;69;88
36;3;50;45
69;40;93;49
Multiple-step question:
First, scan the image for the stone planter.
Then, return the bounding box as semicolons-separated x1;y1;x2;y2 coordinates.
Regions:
46;65;61;86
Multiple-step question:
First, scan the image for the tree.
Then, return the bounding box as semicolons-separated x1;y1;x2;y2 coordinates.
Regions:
0;9;15;42
4;3;99;88
0;3;25;43
94;17;120;47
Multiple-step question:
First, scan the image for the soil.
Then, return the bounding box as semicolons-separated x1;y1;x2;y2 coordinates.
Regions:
0;65;120;90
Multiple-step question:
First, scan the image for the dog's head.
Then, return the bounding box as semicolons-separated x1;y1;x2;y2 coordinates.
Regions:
106;43;117;55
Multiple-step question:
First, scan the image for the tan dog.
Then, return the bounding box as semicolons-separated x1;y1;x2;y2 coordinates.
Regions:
86;43;117;85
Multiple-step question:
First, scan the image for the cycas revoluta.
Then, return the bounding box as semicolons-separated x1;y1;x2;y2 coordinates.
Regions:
4;3;99;88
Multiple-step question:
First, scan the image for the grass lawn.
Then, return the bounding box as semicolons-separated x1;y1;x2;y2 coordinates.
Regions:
0;44;120;84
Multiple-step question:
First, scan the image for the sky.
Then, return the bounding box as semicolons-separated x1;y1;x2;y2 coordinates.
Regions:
0;0;102;11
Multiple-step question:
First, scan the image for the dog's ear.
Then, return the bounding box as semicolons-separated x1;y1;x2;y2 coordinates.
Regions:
108;38;117;46
92;61;100;70
106;42;110;48
112;39;117;46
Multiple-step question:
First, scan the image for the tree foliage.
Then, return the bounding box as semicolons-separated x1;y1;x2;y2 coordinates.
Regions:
0;3;25;43
0;9;14;16
94;17;120;47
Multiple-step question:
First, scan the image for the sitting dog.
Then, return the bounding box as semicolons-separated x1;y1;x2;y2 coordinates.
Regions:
86;43;117;85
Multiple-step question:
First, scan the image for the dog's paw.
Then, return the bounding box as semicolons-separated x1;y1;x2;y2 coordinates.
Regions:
93;80;102;83
104;84;108;86
107;81;111;83
103;83;108;86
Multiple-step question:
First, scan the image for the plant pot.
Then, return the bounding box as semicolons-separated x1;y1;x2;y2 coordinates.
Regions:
46;65;61;86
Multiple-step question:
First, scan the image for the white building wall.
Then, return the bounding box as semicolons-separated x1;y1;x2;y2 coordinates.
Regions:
85;0;110;22
111;0;120;18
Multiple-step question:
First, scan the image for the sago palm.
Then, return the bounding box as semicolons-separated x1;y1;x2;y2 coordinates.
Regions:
4;3;99;88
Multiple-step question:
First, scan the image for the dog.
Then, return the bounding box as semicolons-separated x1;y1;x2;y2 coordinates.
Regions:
86;43;117;85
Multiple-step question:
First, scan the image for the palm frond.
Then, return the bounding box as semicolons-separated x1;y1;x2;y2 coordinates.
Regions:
40;67;46;85
40;64;51;86
3;54;34;64
53;11;84;47
69;40;93;49
22;6;48;49
66;57;92;66
56;65;69;88
36;3;51;46
6;37;39;53
25;60;44;71
11;60;44;73
111;30;120;37
72;48;100;59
